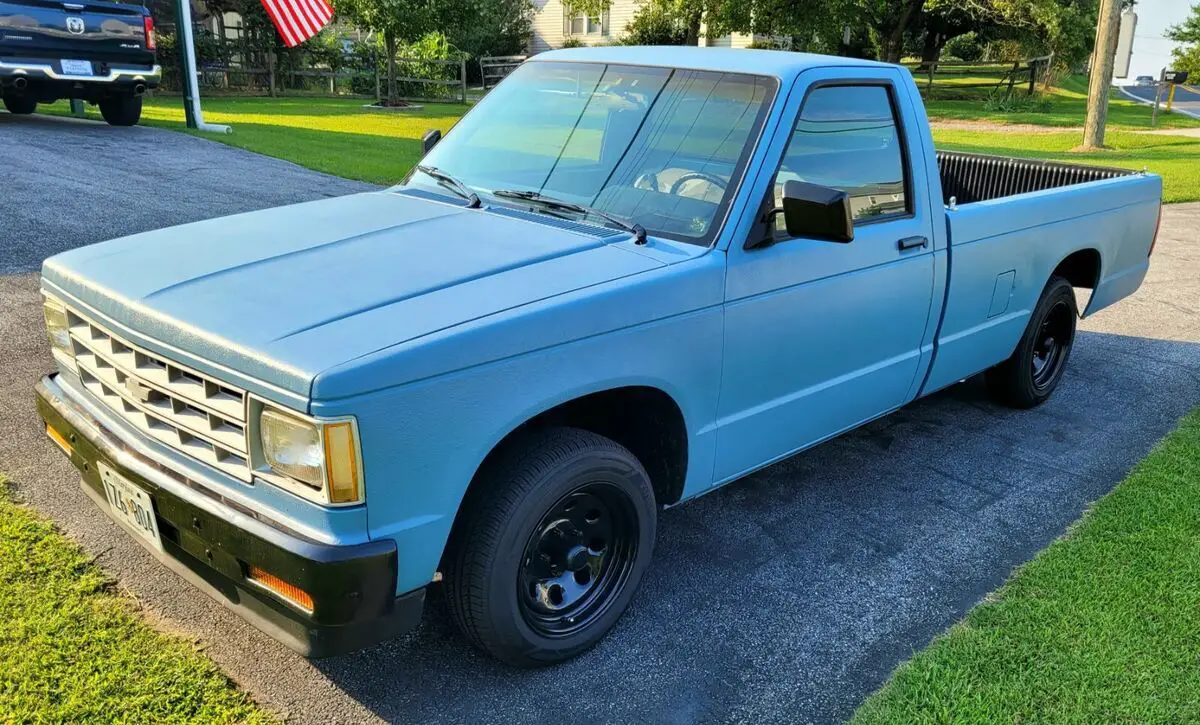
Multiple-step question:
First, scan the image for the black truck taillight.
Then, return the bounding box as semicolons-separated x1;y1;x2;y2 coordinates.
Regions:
144;16;156;50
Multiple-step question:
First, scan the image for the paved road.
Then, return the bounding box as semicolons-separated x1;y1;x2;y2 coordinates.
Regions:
2;111;1199;724
1120;84;1200;120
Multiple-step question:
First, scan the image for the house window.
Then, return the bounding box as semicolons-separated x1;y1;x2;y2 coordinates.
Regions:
566;8;606;36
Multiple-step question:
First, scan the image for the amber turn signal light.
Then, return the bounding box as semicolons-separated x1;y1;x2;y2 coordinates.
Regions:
247;565;314;612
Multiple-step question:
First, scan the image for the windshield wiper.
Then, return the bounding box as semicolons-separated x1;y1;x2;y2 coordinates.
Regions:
492;189;647;244
415;165;481;208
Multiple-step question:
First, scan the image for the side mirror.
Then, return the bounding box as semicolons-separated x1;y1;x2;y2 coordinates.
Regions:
421;129;442;155
781;180;853;243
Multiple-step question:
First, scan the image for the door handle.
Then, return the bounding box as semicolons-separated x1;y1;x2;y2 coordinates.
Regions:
897;236;928;251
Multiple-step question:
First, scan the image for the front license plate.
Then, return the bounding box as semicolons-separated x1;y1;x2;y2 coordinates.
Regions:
60;59;93;76
98;462;163;552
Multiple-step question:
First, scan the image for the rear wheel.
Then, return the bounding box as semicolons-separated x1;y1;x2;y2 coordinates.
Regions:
444;427;657;667
986;275;1077;408
2;94;37;115
98;95;142;126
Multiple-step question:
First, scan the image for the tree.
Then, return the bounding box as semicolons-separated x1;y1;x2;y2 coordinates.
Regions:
440;0;533;59
1167;3;1200;77
333;0;438;102
1082;0;1121;149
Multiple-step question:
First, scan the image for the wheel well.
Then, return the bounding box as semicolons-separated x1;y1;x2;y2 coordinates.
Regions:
1053;248;1101;289
472;387;688;509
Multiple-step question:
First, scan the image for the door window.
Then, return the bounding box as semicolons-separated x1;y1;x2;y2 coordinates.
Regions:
773;85;910;233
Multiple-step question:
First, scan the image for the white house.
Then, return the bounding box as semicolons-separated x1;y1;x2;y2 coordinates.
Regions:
528;0;757;53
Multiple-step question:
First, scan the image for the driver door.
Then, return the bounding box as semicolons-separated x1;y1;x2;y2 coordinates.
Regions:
712;68;938;483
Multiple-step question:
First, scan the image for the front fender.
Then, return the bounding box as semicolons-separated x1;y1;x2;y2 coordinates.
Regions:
310;284;725;595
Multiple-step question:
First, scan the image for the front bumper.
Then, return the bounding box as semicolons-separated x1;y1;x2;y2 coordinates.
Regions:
0;58;160;87
35;373;424;658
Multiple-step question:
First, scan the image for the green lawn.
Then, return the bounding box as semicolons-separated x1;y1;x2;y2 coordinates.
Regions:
932;128;1200;204
0;476;273;722
854;409;1200;724
41;81;1200;204
924;75;1200;130
46;95;469;186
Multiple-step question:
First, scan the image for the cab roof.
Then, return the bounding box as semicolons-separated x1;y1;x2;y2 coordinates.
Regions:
530;46;892;80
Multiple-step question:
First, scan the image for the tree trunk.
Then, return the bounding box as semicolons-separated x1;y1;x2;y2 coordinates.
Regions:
880;0;925;64
684;10;702;47
1083;0;1121;149
385;31;397;103
917;30;941;71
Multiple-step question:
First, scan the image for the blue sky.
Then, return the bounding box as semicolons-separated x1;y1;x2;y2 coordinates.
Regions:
1122;0;1195;82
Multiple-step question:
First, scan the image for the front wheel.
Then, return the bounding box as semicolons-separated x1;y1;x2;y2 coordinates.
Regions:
98;95;142;126
986;275;1077;408
2;94;37;115
443;427;657;667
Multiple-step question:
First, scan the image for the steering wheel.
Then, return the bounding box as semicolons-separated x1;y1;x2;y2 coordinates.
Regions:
668;171;729;196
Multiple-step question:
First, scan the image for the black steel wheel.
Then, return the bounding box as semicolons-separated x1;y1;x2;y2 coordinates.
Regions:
518;482;640;637
444;427;656;667
987;275;1077;408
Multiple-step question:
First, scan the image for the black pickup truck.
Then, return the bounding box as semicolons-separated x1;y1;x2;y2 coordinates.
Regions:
1;0;158;125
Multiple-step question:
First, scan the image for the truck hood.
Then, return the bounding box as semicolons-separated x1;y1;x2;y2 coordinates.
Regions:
42;190;665;401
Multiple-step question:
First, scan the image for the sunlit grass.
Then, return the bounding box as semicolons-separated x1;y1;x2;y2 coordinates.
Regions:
855;409;1200;723
0;476;273;722
925;75;1200;129
932;127;1200;203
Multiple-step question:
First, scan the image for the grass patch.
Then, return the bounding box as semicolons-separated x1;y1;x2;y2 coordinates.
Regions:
0;476;273;722
854;409;1200;724
925;75;1200;129
932;128;1200;203
43;95;469;186
42;90;1199;203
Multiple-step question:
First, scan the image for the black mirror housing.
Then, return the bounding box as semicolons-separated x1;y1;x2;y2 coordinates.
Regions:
422;129;442;155
781;180;854;243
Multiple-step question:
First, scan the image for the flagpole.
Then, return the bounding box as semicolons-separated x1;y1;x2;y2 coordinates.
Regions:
173;0;232;134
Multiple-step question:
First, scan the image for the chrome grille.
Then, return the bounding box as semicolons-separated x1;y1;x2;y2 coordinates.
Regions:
65;308;252;482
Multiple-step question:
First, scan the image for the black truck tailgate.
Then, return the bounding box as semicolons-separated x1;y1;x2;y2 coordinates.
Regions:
0;0;151;65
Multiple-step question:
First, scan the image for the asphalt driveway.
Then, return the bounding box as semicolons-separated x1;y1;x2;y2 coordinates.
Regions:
2;111;1198;724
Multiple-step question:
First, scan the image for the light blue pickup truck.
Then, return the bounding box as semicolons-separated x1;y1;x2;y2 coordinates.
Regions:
36;47;1161;666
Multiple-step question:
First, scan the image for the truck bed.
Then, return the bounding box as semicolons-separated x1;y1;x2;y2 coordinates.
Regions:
937;151;1135;206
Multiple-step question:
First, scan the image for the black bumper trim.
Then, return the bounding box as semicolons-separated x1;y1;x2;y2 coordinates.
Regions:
36;373;424;658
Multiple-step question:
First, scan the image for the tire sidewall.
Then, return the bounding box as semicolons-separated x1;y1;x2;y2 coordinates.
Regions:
482;446;656;664
1013;277;1077;404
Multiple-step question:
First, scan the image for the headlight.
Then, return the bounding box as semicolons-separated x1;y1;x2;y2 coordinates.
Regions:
258;405;363;505
43;298;71;353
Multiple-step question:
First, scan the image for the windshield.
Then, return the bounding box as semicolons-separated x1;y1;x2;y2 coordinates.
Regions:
408;61;776;245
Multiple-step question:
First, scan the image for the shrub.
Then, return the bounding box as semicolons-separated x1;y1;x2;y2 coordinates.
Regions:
560;36;586;48
944;32;982;63
618;3;689;46
983;93;1052;114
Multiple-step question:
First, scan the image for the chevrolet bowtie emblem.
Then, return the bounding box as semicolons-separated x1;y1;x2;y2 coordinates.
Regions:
125;379;153;403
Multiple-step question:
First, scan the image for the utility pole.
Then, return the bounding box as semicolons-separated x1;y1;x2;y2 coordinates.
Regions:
1082;0;1122;149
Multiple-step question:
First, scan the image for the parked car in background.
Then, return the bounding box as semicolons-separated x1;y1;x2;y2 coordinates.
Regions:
36;47;1162;666
0;0;158;125
1136;75;1157;86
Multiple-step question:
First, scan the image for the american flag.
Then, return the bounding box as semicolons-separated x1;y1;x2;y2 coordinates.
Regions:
259;0;333;47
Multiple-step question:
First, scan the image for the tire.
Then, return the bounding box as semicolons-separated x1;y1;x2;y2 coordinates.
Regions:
2;94;37;115
986;275;1077;408
98;95;142;126
443;427;657;667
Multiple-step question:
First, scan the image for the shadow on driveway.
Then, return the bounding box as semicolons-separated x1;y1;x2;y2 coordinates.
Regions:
311;330;1200;724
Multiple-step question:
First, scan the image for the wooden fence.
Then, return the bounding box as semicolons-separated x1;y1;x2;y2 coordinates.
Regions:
159;26;469;102
904;54;1054;99
479;55;525;90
